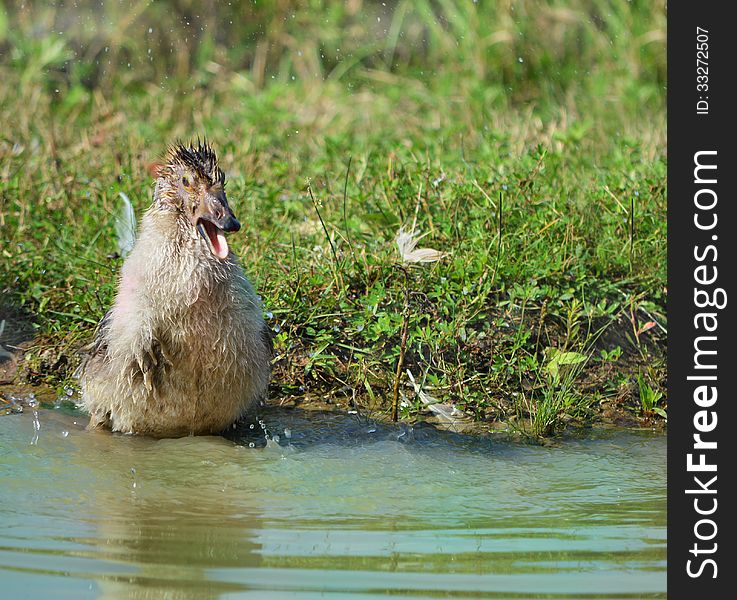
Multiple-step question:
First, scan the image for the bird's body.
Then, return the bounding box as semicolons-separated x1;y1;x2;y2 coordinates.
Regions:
79;141;271;437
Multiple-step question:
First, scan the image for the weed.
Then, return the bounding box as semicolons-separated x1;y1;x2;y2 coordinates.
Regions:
637;373;666;420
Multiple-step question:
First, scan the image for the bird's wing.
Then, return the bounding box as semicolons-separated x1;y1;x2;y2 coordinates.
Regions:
260;322;274;358
75;309;113;379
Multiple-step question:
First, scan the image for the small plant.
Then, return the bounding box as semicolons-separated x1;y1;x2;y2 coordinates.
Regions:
527;346;591;437
637;373;666;419
599;346;622;363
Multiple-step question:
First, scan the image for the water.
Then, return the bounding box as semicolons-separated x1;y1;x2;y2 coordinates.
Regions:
0;404;666;599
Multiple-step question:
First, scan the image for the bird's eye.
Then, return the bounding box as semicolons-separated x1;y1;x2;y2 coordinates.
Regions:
182;176;190;188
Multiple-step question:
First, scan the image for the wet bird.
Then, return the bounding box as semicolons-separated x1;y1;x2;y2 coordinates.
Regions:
79;140;272;437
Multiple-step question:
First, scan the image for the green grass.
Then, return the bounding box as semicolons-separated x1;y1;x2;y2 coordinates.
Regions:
0;0;666;437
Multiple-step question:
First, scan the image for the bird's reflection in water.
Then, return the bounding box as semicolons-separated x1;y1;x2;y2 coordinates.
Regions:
79;432;266;600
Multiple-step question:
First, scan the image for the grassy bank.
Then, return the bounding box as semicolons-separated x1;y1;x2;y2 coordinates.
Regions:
0;0;666;437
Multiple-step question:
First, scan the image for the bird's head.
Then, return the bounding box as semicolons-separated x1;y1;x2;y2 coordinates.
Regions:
154;140;240;260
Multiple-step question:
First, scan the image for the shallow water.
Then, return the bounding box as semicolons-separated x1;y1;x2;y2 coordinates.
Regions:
0;404;666;599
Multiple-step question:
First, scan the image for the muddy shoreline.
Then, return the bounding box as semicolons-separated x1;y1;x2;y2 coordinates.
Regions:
1;308;666;439
1;375;665;443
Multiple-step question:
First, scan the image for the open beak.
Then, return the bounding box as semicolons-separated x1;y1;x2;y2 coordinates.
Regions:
194;191;240;260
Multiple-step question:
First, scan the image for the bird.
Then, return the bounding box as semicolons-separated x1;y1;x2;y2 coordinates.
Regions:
78;140;272;437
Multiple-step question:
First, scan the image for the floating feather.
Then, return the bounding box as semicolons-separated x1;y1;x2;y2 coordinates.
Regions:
406;369;468;426
395;226;447;264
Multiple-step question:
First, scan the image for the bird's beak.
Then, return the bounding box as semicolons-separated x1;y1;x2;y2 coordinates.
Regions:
193;190;240;260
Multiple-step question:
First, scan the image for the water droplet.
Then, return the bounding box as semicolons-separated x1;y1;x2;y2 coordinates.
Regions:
518;57;524;63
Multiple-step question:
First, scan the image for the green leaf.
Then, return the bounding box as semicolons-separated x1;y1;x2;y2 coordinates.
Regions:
554;351;587;366
544;348;587;382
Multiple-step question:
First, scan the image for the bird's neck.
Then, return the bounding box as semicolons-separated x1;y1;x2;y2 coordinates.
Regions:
130;206;233;307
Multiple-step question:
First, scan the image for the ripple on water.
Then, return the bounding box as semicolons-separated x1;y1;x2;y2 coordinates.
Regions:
0;406;666;599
